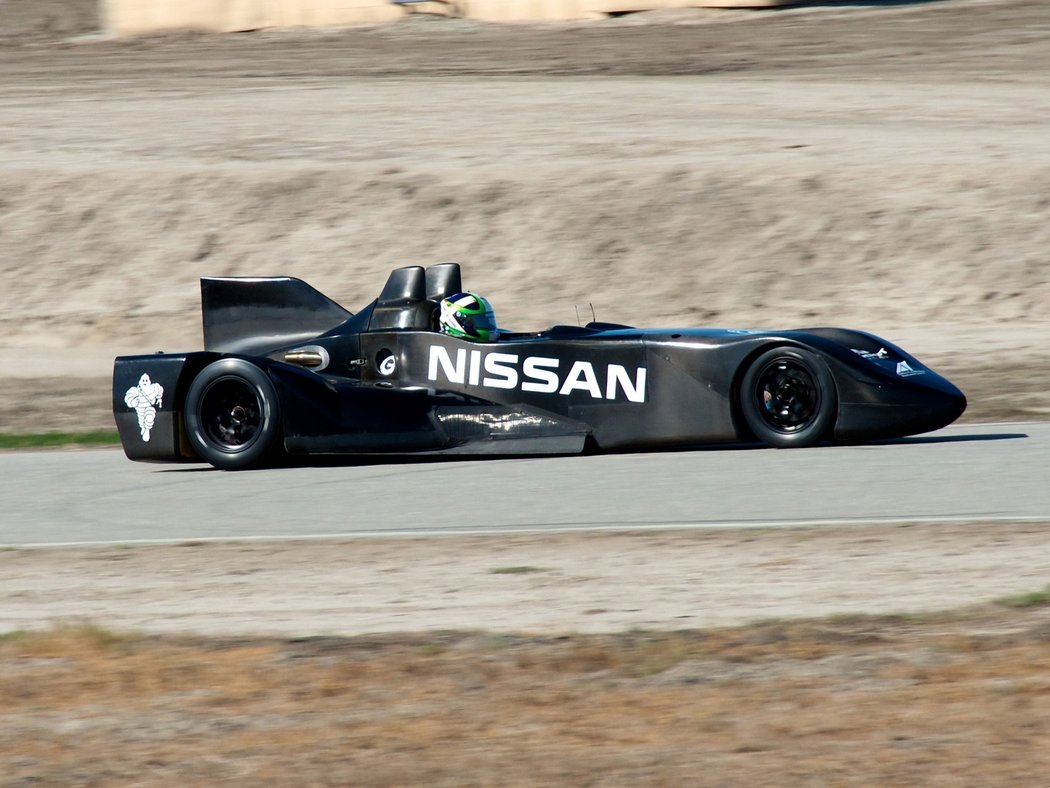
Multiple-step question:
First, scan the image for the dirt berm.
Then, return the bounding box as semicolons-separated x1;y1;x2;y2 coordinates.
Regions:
1;0;1049;432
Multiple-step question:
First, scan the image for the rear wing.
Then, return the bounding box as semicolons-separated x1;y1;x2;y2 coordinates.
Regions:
201;277;352;354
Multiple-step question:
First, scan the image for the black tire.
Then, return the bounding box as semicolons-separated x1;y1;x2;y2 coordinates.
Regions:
739;347;836;449
184;359;282;470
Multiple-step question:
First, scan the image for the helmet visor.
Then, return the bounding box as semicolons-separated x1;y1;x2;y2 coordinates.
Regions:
457;311;498;342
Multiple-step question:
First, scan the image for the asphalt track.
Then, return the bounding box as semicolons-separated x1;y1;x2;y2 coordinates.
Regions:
2;421;1047;547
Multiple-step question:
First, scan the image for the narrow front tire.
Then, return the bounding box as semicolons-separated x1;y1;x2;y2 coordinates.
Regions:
739;347;836;448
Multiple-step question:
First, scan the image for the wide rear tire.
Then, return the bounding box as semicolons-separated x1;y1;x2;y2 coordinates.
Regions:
184;359;282;470
739;347;836;448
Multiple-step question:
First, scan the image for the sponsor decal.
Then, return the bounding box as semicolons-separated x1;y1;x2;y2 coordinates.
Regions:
896;360;926;377
124;373;164;442
378;353;397;376
852;347;890;360
427;345;647;403
852;348;925;377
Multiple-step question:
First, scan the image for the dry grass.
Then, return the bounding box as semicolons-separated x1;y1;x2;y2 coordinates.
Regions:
4;609;1050;786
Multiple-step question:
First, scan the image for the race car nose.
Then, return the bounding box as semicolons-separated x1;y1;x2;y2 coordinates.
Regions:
834;372;967;441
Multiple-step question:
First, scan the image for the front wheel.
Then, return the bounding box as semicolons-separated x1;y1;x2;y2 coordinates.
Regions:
739;347;836;448
184;359;282;470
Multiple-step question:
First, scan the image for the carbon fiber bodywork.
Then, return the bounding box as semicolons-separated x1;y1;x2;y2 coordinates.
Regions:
113;264;966;464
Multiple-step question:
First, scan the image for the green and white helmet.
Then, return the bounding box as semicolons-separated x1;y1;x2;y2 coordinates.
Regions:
438;292;499;342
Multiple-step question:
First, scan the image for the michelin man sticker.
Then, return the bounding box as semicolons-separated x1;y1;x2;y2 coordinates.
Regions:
124;373;164;442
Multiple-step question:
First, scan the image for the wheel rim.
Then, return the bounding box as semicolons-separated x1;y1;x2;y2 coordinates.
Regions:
198;377;264;452
753;357;821;434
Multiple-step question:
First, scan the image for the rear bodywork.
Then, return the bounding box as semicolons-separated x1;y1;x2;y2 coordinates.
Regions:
113;264;966;463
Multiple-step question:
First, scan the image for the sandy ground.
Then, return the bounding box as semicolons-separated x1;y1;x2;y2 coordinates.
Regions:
4;603;1050;786
1;0;1050;431
6;521;1050;785
2;2;1050;783
4;523;1050;637
4;523;1050;785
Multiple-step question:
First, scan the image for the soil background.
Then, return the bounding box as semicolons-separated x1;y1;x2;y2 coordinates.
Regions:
1;0;1049;430
2;0;1050;784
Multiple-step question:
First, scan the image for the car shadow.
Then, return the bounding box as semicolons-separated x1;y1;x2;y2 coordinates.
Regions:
863;432;1029;446
154;431;1029;470
783;0;949;8
644;431;1030;453
155;453;519;472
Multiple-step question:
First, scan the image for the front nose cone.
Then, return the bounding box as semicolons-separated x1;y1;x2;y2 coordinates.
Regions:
899;376;967;436
833;372;967;442
937;383;967;429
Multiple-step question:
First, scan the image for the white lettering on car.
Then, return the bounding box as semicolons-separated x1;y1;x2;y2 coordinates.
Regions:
559;360;602;398
521;356;559;394
607;364;647;402
483;352;519;389
427;345;646;403
429;346;467;383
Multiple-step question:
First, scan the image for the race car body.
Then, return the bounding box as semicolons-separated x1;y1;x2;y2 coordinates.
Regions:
113;263;966;469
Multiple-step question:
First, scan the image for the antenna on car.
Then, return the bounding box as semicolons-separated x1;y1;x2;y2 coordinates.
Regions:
573;304;597;326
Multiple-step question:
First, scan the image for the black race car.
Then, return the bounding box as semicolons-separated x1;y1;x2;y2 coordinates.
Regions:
113;262;966;470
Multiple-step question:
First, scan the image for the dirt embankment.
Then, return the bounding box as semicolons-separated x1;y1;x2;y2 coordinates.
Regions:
1;0;1049;431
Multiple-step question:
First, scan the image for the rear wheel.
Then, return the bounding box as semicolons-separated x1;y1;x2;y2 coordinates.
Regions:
184;359;282;470
739;347;836;448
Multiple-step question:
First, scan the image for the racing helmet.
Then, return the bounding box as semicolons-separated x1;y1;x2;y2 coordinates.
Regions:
438;292;499;342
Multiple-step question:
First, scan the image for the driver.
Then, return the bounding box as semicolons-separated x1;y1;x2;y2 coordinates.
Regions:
438;292;499;342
